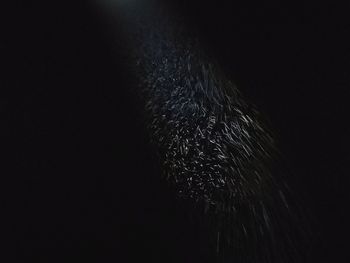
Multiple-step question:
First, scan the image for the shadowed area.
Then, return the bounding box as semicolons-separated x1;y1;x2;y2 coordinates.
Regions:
1;0;349;262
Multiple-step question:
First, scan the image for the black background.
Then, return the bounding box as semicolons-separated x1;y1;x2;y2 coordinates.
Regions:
1;1;349;262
